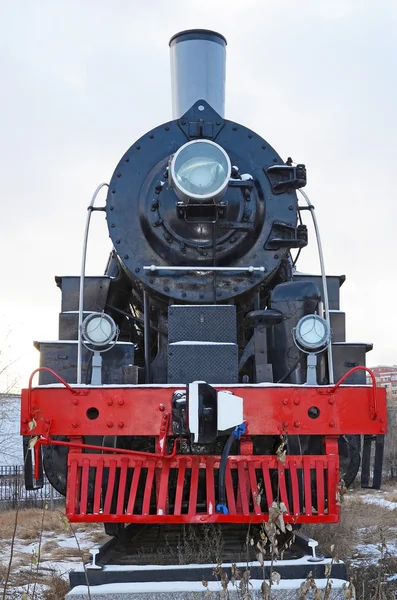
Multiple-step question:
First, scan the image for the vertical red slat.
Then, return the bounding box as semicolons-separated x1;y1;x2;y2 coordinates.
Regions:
188;458;199;516
327;458;338;516
248;462;261;515
303;456;312;516
67;459;78;515
261;460;273;511
116;458;129;515
103;459;117;514
156;461;170;515
93;459;104;515
174;459;185;516
289;461;300;516
325;438;339;519
237;462;250;515
206;457;215;515
225;462;236;515
79;459;90;515
126;461;142;514
316;460;325;515
278;464;290;514
142;461;155;515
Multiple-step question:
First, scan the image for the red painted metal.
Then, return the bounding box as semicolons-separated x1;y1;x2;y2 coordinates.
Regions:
324;366;378;418
64;451;340;524
21;383;387;438
22;368;386;526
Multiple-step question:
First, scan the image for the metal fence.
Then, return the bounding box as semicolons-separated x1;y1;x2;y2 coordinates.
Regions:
0;465;64;510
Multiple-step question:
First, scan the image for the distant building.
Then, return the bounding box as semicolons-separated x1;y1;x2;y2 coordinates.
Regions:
0;393;22;466
367;366;397;408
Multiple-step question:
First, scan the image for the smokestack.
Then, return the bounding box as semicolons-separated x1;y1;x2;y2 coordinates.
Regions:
169;29;227;120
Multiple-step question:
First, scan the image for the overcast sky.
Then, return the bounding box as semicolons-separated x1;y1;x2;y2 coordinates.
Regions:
0;0;396;389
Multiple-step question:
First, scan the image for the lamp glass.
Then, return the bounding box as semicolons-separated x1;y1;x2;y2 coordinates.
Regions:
295;315;330;351
82;313;117;346
171;140;231;201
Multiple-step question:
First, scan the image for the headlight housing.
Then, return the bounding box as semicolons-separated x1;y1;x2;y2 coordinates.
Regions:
81;313;118;347
294;314;331;353
170;139;231;204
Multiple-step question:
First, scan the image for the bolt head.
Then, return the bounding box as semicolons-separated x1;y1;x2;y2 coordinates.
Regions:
118;421;124;428
328;398;335;405
72;398;79;405
72;422;78;428
107;400;113;406
283;399;288;405
294;421;300;428
159;404;165;412
329;421;335;428
294;399;300;406
107;421;114;428
118;399;124;406
380;428;386;433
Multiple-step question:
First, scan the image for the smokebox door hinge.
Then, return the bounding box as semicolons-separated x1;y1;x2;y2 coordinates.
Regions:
178;100;224;140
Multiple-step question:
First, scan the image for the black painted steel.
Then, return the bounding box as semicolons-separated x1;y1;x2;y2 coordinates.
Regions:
168;305;237;343
106;100;298;303
169;29;227;46
35;341;134;385
269;280;321;384
69;525;347;588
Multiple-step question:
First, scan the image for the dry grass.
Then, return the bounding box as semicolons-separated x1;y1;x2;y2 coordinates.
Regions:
41;540;60;552
43;575;69;600
0;508;102;540
0;509;68;540
377;478;397;492
301;493;397;558
87;530;107;544
52;546;90;562
301;491;397;599
42;573;70;600
0;509;100;599
384;491;397;503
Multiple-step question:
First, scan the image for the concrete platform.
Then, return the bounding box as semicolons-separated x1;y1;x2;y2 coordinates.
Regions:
66;578;350;599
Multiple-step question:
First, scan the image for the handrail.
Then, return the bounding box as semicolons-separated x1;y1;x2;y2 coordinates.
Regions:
28;367;89;417
77;183;109;384
325;366;378;419
298;189;334;384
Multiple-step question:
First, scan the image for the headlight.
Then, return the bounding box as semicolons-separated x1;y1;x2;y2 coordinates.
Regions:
170;139;231;203
81;313;118;347
294;314;331;353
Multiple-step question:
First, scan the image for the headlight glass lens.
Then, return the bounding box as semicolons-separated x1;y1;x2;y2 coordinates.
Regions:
171;140;231;202
82;313;117;346
295;315;331;352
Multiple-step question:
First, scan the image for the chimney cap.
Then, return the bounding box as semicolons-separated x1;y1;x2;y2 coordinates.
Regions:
169;29;227;47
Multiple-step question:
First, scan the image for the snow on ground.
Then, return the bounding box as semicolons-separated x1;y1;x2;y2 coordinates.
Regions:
1;484;396;598
67;578;349;596
0;521;105;599
358;493;397;510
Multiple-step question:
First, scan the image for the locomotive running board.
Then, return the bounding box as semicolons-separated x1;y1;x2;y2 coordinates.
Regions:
66;450;340;524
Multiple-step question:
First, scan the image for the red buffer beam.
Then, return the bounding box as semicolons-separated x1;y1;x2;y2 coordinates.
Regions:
21;384;387;437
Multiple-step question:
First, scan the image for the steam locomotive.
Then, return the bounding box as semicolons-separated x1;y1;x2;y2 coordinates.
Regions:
21;30;386;535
